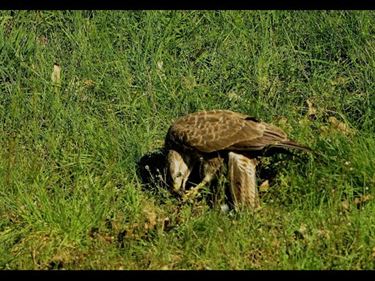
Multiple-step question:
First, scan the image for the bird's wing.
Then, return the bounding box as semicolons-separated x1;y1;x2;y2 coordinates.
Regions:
227;122;289;151
167;110;271;153
166;110;311;154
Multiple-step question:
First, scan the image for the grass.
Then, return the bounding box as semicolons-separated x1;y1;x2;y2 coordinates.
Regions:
0;10;374;269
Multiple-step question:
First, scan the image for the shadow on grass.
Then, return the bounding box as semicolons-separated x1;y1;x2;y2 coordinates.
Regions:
136;148;169;194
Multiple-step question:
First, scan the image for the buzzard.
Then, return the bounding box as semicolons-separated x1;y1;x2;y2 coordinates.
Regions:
165;110;311;206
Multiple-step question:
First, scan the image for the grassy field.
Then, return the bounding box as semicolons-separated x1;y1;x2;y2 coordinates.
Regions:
0;10;374;270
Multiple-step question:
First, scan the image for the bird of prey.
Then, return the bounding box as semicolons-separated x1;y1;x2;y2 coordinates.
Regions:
165;110;311;205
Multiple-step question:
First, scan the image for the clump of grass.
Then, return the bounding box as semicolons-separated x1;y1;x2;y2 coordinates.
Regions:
0;10;374;269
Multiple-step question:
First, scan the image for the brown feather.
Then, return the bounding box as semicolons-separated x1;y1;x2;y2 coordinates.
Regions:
228;152;259;209
166;110;311;154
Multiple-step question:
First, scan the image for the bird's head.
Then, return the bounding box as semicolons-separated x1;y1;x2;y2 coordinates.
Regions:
167;149;190;193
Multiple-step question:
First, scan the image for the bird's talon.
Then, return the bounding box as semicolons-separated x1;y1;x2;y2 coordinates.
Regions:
182;189;199;202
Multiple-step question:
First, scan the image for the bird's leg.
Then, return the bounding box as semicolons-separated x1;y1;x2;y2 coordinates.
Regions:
228;152;259;210
182;173;214;202
182;156;223;202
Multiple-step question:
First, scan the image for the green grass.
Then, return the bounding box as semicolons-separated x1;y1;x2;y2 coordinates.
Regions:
0;10;374;269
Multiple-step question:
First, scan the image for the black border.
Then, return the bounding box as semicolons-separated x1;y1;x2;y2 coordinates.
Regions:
0;0;373;10
1;269;373;276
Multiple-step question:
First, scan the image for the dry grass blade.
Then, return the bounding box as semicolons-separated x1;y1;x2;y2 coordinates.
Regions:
259;180;270;192
306;99;317;120
328;116;354;135
51;63;61;86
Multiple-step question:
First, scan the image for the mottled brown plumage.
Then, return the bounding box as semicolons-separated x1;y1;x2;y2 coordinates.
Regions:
165;110;311;203
166;110;310;155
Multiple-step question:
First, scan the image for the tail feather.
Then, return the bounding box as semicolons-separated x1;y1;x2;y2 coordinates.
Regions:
270;140;328;164
272;140;312;153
